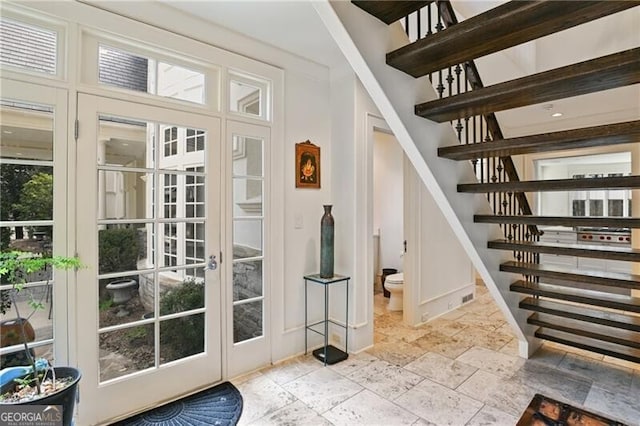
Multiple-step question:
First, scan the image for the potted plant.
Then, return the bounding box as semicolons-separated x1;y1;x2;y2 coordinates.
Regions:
0;250;82;426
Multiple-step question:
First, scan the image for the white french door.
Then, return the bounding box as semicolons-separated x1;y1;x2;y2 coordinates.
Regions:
0;79;71;368
225;120;271;378
76;94;222;425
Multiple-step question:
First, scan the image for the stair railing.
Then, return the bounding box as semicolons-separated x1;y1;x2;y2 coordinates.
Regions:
401;0;541;263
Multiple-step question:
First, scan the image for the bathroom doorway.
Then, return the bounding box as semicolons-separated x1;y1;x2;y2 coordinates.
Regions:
373;129;404;298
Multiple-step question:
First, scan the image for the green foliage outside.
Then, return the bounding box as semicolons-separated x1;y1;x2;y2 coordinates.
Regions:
159;279;205;361
98;227;139;274
0;166;51;248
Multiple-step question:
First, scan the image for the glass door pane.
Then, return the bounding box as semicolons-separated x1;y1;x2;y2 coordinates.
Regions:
0;98;57;369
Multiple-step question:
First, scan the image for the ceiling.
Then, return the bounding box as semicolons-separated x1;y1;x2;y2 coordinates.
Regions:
161;1;348;69
162;1;639;139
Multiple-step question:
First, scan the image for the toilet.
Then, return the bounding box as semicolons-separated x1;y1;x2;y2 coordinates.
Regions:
383;272;403;311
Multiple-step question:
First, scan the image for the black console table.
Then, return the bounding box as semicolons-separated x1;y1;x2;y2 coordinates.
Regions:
304;274;350;365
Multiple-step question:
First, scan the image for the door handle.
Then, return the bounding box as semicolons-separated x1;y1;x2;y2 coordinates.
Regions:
205;255;217;271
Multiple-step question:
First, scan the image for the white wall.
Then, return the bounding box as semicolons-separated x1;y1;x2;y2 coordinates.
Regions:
279;68;333;360
373;130;404;273
407;159;475;324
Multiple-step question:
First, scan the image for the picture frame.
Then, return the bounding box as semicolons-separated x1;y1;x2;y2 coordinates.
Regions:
295;140;321;189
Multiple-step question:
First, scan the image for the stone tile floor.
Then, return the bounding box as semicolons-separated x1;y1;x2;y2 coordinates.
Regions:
232;283;640;425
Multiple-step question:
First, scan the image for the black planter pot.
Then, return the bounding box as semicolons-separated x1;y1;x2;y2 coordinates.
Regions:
1;366;81;426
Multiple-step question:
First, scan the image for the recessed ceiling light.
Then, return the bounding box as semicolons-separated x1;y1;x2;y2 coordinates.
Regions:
122;142;129;146
15;152;23;156
3;130;13;134
551;112;563;117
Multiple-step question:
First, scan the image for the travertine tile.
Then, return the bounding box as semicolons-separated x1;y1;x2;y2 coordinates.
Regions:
632;370;640;398
498;338;519;357
455;326;513;351
456;346;525;378
466;405;518;426
543;340;604;361
376;323;430;343
455;313;505;330
558;353;633;393
261;354;321;385
437;309;467;321
603;355;640;371
282;367;362;414
412;332;473;359
511;360;592;406
365;340;426;366
495;322;516;336
421;318;468;337
249;400;333;426
395;378;483;425
323;389;418;425
528;344;566;368
404;352;477;390
242;283;638;426
457;369;538;418
584;385;640;426
236;375;297;425
328;351;378;377
347;358;422;400
231;370;263;386
411;419;439;426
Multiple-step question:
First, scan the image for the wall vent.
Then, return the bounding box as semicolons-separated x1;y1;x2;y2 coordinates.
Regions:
462;293;474;303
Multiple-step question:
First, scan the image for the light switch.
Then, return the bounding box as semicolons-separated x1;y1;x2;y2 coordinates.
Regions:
294;214;303;229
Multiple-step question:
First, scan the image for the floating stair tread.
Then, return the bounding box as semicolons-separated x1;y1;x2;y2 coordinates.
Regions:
510;281;640;313
520;297;640;333
352;1;433;25
534;328;640;364
475;215;640;229
488;240;639;262
459;175;640;193
438;121;640;160
501;261;640;290
386;1;638;77
415;48;640;122
529;313;640;349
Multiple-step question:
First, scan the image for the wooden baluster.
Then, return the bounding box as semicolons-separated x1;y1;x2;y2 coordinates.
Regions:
417;8;422;40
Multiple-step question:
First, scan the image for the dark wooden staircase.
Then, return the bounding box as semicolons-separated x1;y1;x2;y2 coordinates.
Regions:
353;0;640;363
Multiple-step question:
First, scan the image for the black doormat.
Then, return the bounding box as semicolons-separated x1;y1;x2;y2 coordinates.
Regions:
112;382;243;426
517;393;627;426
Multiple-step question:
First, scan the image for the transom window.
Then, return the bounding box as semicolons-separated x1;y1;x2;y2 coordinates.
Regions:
97;44;206;105
0;17;58;76
229;71;270;121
